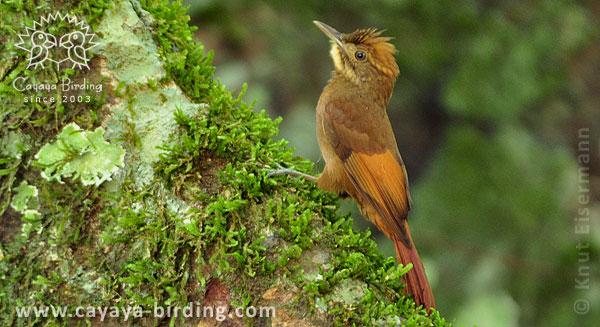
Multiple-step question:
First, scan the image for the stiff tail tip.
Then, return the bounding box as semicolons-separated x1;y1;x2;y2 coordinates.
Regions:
393;234;436;312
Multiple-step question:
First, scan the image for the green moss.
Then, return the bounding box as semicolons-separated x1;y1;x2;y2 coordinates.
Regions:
142;0;449;323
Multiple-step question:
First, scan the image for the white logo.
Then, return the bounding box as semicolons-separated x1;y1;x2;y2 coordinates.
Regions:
15;12;98;70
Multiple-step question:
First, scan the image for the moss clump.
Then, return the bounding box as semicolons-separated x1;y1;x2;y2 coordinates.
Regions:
0;0;451;326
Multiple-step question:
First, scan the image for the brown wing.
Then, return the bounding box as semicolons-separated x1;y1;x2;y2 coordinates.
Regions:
321;99;412;246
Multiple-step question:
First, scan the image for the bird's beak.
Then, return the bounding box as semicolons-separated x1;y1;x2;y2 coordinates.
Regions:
313;21;344;50
45;34;57;48
59;34;72;49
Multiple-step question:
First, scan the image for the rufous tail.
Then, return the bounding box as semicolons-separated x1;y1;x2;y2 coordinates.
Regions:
393;221;435;311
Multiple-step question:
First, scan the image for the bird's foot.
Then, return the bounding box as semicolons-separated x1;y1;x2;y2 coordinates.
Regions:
264;163;318;183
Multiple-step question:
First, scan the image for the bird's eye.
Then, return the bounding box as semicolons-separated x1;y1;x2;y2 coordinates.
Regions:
38;34;44;39
354;51;366;61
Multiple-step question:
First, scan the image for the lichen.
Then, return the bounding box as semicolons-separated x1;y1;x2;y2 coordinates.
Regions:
92;0;165;84
9;181;38;213
331;278;368;306
0;131;31;160
34;122;125;186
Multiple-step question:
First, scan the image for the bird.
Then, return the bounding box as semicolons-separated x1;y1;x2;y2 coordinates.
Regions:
266;21;435;311
27;31;56;69
59;31;90;70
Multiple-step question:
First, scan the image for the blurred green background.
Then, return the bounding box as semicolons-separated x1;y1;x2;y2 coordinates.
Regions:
183;0;599;326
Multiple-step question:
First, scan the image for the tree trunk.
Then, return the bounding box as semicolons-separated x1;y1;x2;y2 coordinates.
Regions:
0;1;448;326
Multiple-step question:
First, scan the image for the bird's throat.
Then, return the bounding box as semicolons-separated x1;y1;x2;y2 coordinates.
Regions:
330;45;346;75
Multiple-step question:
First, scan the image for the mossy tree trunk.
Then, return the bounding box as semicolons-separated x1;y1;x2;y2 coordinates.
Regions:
0;1;450;326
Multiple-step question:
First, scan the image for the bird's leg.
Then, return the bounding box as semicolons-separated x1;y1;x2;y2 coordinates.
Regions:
264;163;318;183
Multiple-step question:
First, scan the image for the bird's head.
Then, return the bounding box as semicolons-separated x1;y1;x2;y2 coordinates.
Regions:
31;31;56;48
314;21;399;87
70;31;86;47
59;31;85;50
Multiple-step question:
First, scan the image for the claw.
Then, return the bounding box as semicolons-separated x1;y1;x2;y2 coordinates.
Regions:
263;163;317;183
264;163;300;181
